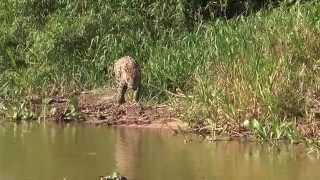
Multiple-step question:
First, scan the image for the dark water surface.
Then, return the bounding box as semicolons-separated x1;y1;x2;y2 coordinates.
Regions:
0;123;319;180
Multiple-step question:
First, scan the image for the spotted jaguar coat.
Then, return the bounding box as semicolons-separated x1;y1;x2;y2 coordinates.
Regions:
113;56;141;104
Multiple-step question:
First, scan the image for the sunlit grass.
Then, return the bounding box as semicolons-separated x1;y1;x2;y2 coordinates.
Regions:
180;2;320;141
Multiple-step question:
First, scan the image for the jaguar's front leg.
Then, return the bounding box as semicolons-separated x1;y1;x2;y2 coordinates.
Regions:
116;83;127;104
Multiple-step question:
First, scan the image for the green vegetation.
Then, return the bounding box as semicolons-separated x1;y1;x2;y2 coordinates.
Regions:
100;172;127;180
179;2;320;142
1;0;320;142
5;100;37;122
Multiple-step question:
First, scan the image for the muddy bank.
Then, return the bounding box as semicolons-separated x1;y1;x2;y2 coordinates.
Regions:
46;88;184;131
19;88;320;141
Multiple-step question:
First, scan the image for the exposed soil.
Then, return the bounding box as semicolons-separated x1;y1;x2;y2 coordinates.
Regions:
47;88;184;131
18;88;320;141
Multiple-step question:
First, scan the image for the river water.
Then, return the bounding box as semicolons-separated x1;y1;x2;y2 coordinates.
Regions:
0;123;319;180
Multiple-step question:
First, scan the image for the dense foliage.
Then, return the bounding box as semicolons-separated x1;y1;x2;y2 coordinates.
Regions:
1;0;320;140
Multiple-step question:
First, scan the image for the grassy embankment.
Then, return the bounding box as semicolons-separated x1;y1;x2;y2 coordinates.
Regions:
1;1;320;143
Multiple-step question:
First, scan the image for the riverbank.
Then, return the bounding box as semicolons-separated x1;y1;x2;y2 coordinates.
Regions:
1;88;317;142
1;88;182;130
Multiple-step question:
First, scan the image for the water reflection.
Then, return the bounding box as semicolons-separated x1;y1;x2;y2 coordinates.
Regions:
115;128;143;179
0;123;319;180
114;128;320;180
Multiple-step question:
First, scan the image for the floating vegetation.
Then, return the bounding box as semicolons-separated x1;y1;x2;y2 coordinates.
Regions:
99;172;127;180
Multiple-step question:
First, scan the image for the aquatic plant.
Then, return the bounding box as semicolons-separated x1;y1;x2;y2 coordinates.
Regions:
100;172;127;180
5;101;37;122
243;119;299;141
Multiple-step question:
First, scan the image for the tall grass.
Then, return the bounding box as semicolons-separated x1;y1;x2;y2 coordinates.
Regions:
1;0;320;140
179;2;320;140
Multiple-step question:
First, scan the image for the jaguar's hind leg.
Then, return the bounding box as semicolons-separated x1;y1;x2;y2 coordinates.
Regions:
133;86;140;103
